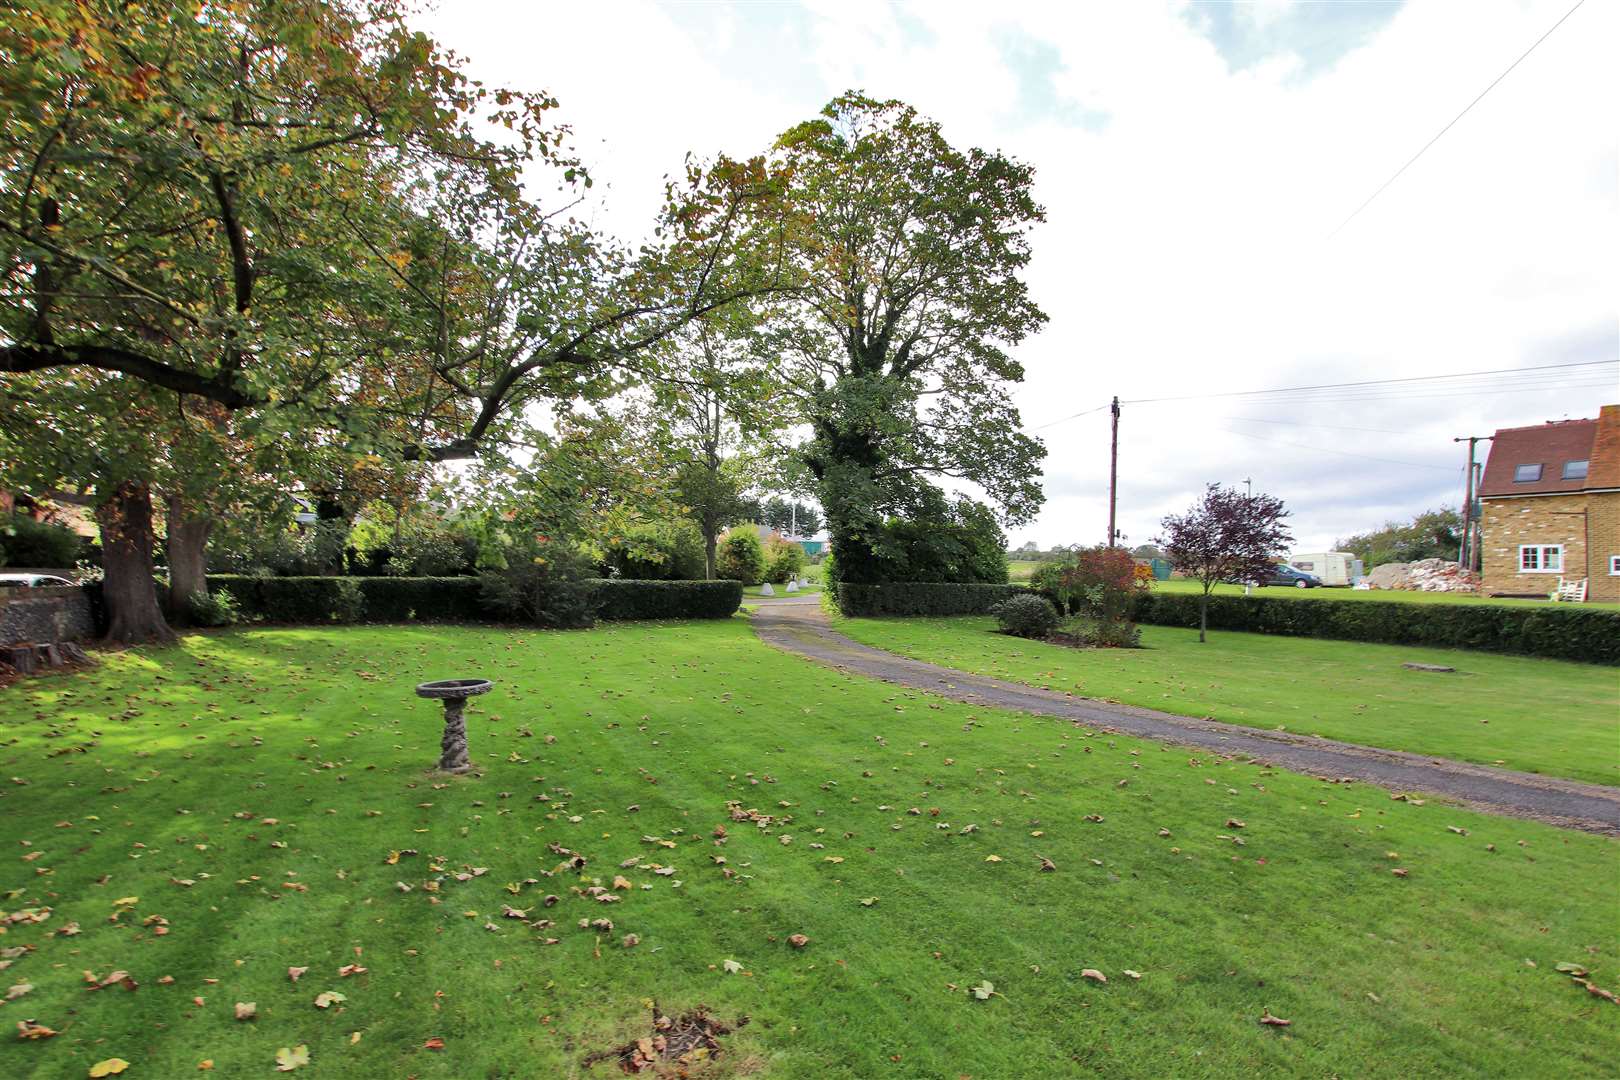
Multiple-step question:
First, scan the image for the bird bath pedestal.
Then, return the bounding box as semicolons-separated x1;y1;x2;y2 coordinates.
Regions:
416;678;493;773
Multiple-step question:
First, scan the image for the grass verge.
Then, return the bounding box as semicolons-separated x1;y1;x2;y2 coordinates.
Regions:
835;616;1620;786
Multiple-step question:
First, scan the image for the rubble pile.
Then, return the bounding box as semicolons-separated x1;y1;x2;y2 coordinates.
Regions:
1364;558;1480;593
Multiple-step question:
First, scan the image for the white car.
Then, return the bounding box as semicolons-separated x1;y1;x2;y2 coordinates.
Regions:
0;573;77;589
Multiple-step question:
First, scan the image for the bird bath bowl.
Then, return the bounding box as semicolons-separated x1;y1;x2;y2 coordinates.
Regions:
416;679;493;773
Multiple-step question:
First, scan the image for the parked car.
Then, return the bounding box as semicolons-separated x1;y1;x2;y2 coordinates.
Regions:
1262;564;1322;588
0;573;76;589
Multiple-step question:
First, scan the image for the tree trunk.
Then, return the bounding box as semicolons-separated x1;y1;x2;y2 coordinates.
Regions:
1198;587;1209;644
96;480;175;645
703;526;718;581
165;493;213;622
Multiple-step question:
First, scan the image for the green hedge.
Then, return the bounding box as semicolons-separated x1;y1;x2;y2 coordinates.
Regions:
592;579;742;621
205;575;740;625
1131;591;1620;665
835;582;1026;617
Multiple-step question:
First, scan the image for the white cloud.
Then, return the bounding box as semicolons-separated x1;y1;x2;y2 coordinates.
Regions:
419;0;1618;552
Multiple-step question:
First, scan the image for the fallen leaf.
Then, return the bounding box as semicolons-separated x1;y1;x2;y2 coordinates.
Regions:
89;1060;131;1078
423;1037;445;1050
287;966;308;983
313;991;346;1009
788;934;810;949
198;1061;213;1070
5;983;33;1002
722;959;743;974
1259;1010;1291;1027
1038;857;1056;872
274;1044;309;1071
337;964;367;977
984;855;1003;863
1556;962;1589;976
1081;969;1107;984
16;1019;58;1039
234;1002;256;1021
970;980;995;1000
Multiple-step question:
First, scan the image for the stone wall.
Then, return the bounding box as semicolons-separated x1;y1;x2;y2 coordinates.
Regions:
1480;492;1620;601
0;585;95;645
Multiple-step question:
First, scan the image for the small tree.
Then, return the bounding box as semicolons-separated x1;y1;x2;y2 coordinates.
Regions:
1158;485;1292;643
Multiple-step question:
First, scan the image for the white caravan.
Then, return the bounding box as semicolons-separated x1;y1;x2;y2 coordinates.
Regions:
1288;552;1364;587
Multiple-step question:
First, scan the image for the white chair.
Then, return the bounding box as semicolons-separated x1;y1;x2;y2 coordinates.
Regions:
1554;577;1588;602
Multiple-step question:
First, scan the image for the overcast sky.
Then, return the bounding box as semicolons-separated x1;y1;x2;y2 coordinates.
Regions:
420;0;1618;552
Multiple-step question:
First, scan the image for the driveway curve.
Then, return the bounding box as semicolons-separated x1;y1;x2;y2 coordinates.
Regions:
748;596;1620;836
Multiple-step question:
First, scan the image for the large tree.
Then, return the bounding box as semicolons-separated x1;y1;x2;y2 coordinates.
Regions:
1158;485;1292;643
757;93;1048;586
0;0;788;640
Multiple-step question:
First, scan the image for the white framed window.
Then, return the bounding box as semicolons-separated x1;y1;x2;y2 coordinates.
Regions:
1610;555;1620;576
1519;545;1564;573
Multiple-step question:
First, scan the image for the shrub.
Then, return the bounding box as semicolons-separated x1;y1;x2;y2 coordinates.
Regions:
1059;614;1142;649
480;556;598;629
994;594;1060;638
601;520;707;581
717;528;767;584
386;528;473;577
834;582;1025;617
592;579;742;620
0;514;81;568
185;586;240;628
764;535;806;584
1131;592;1620;665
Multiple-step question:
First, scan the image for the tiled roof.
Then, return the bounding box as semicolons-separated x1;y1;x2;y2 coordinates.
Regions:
1478;405;1617;497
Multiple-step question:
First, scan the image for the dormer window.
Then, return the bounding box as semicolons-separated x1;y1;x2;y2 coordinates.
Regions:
1513;463;1542;483
1562;459;1589;480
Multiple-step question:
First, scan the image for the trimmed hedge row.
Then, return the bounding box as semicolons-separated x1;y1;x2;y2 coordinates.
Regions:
1131;591;1620;665
205;575;741;625
834;582;1026;617
593;579;742;621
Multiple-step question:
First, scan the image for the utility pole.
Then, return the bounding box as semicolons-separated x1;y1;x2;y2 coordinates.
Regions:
1107;395;1120;547
1242;477;1253;498
1453;435;1493;569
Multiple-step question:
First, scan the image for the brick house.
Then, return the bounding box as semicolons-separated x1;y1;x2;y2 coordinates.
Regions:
1477;404;1619;602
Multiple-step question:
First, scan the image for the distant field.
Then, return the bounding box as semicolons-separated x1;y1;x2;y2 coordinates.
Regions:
1008;559;1044;581
1151;577;1620;610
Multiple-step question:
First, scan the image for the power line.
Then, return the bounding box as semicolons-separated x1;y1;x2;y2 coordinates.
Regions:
1119;358;1614;407
1328;0;1586;239
1218;426;1456;472
1221;415;1419;436
1031;402;1109;431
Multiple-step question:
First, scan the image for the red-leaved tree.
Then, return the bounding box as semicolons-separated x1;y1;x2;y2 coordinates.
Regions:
1158;485;1292;642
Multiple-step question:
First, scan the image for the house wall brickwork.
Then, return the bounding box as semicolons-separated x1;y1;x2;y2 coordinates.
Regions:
1480;491;1620;601
1589;491;1620;603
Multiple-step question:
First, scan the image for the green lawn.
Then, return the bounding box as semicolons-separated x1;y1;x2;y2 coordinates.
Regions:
1150;577;1620;610
836;616;1620;787
1;620;1616;1078
1008;559;1043;582
745;582;821;600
